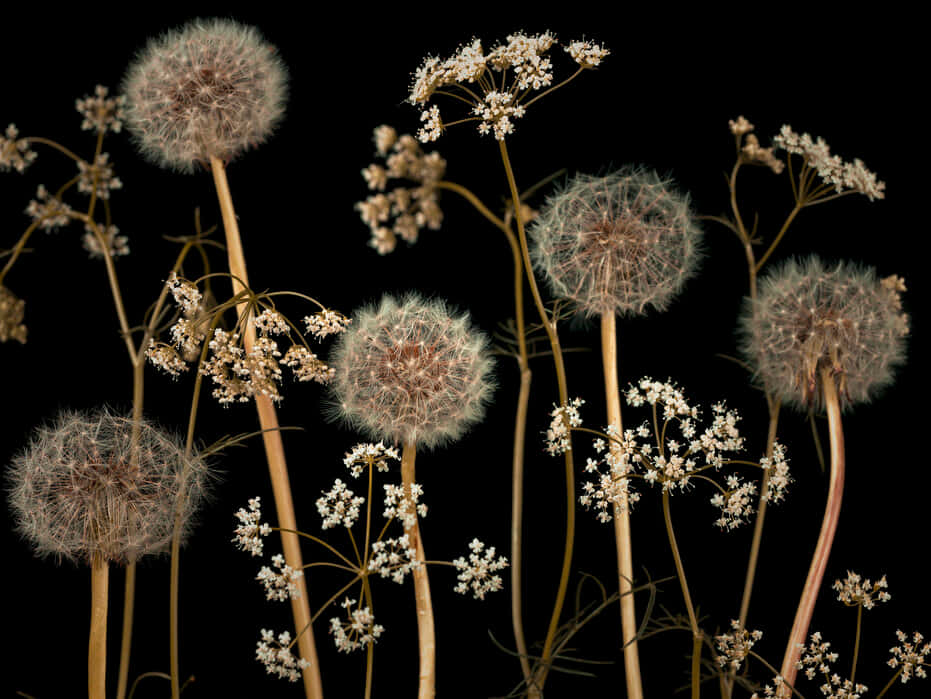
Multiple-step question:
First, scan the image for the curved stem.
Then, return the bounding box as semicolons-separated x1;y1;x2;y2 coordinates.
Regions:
779;366;845;688
209;156;323;699
401;443;436;699
662;490;701;699
601;313;644;699
89;555;109;699
498;140;576;693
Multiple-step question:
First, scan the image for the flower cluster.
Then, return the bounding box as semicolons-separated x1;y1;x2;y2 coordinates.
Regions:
343;441;400;478
25;185;73;231
83;223;129;259
329;598;385;653
796;632;867;698
529;168;702;319
383;482;427;530
256;553;303;602
316;479;365;530
255;629;309;683
75;85;125;134
742;258;909;412
574;379;788;527
728;116;784;174
303;309;351;340
76;153;122;200
232;496;272;557
368;535;420;584
833;571;890;609
356;126;445;254
0;124;37;173
544;397;584;456
715;620;763;671
750;676;791;699
0;285;27;343
888;630;929;683
409;32;608;141
773;125;885;201
452;538;508;600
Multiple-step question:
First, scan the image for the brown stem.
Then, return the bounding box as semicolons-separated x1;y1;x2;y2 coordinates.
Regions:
779;366;845;687
209;156;324;699
498;140;576;693
511;365;535;694
601;313;644;699
89;555;109;699
401;443;436;698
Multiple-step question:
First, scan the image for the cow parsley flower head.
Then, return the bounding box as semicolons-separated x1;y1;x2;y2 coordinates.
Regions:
8;409;211;566
327;293;495;450
408;32;608;142
529;168;702;319
741;257;909;412
122;18;288;172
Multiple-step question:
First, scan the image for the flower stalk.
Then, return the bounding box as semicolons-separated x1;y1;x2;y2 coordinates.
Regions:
601;312;644;699
779;365;845;687
210;156;324;699
89;554;109;699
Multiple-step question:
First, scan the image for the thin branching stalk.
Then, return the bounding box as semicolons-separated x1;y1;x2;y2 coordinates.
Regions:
401;443;436;698
851;604;863;685
434;178;535;690
779;366;845;687
89;554;109;699
601;313;644;699
498;140;576;693
662;490;702;699
209;156;323;699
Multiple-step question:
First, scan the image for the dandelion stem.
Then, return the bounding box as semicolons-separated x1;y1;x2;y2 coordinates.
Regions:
89;555;109;699
401;442;436;699
779;365;845;688
601;312;644;699
209;156;324;699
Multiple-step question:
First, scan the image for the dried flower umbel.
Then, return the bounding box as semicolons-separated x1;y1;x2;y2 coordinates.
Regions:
122;18;287;172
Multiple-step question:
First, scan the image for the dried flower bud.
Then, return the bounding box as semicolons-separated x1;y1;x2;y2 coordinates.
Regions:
0;285;28;343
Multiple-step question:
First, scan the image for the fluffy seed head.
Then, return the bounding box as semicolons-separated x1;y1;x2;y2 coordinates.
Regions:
122;18;287;172
327;294;494;450
529;168;702;318
740;257;909;412
7;409;211;566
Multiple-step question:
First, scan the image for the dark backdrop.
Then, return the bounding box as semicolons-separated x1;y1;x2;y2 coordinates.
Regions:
2;8;926;698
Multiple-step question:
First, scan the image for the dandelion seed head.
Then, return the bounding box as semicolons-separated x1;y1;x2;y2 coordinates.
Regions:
7;408;211;566
529;168;702;318
740;257;908;412
122;18;287;173
327;293;494;450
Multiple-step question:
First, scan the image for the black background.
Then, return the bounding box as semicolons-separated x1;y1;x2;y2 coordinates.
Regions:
2;7;927;698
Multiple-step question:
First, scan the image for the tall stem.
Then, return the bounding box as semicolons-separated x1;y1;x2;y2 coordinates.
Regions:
601;313;644;699
401;443;436;698
511;365;535;694
662;490;701;699
209;156;323;699
779;366;845;687
89;555;109;699
498;140;576;692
